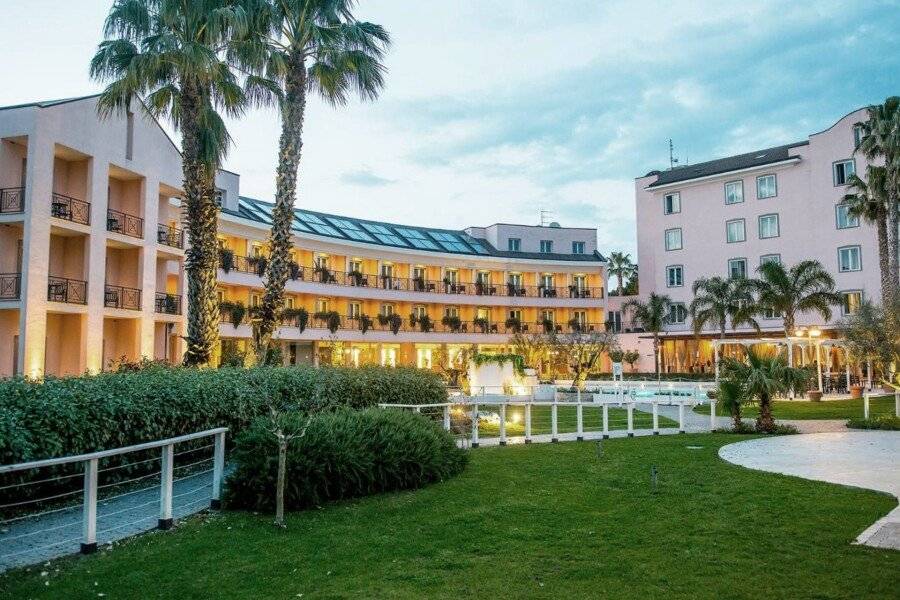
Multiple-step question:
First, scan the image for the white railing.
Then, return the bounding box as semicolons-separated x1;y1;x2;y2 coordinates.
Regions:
0;428;227;567
381;395;715;447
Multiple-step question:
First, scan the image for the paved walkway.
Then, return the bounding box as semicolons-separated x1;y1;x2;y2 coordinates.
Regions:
718;432;900;550
0;469;215;572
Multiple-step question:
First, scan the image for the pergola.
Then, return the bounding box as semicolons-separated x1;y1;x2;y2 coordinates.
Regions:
712;336;851;396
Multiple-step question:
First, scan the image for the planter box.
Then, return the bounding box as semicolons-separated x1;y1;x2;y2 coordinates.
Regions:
808;390;823;402
849;385;863;399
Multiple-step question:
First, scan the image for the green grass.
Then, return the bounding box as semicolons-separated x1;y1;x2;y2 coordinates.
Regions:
693;395;896;420
2;435;897;599
477;405;678;437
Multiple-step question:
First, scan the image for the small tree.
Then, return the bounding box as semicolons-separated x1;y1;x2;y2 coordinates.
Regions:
553;331;618;390
431;344;477;392
622;293;672;379
841;299;900;386
510;332;553;377
623;350;640;372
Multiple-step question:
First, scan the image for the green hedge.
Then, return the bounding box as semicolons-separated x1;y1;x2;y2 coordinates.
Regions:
223;409;467;511
0;365;446;509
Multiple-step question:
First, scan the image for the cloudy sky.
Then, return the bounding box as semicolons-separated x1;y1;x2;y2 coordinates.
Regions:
2;1;898;258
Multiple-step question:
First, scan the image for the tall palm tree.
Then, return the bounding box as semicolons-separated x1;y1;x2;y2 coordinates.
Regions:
844;166;891;305
622;293;672;378
748;260;842;337
237;0;390;362
857;97;900;302
608;252;636;296
689;276;759;339
91;0;250;366
719;348;810;433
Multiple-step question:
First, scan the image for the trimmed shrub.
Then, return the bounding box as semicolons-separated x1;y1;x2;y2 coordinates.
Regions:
0;365;446;509
223;409;467;511
847;415;900;430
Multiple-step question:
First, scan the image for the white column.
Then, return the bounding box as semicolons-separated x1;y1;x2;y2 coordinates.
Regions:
525;403;532;443
81;458;98;553
652;402;659;435
159;443;174;529
471;402;479;447
211;431;225;508
443;405;451;431
710;399;717;431
602;403;609;439
863;392;870;419
678;402;685;434
551;401;558;442
139;178;161;359
895;391;899;418
816;342;823;392
499;403;507;446
713;343;720;384
576;401;584;441
626;402;634;437
786;342;795;399
845;349;851;391
83;156;109;374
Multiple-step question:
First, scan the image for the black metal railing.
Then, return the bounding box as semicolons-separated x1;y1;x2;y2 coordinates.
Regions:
155;292;182;315
218;256;605;300
107;208;144;239
0;273;21;300
50;192;91;225
104;284;142;310
0;187;25;214
157;224;184;249
47;276;87;304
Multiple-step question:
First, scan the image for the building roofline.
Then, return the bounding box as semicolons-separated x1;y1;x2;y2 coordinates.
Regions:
470;222;597;232
0;93;103;112
808;106;869;137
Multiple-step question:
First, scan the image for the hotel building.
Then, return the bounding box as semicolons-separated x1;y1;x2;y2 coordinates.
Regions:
612;107;885;373
0;94;607;377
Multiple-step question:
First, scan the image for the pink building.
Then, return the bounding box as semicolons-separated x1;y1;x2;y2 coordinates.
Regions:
613;108;881;374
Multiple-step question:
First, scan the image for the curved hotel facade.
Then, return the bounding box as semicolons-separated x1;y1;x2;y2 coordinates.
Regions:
0;94;607;377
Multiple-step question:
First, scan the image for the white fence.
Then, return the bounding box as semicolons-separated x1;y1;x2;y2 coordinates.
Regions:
0;428;227;570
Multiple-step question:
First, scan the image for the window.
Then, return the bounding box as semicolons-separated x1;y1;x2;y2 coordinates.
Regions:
250;293;261;307
838;246;861;272
756;174;777;199
348;302;361;318
853;124;865;149
572;241;585;254
541;309;556;324
835;203;860;229
285;296;295;309
315;298;329;313
833;160;855;186
664;228;682;251
349;259;362;273
444;269;458;284
508;238;521;252
607;310;622;333
728;258;747;279
416;347;433;369
572;310;587;326
508;309;522;321
726;219;746;243
540;240;553;253
508;272;522;286
760;254;781;266
540;274;554;288
666;303;687;324
842;291;863;315
724;180;744;204
393;227;437;249
476;271;491;285
664;192;681;214
444;306;459;318
666;265;683;288
380;303;395;317
758;214;779;239
763;306;783;320
572;274;586;290
413;305;427;319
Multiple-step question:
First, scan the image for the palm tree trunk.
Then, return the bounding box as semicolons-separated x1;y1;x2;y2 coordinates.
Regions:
653;333;660;379
887;182;899;302
876;212;892;305
181;89;221;366
617;273;623;296
756;391;775;432
255;53;308;364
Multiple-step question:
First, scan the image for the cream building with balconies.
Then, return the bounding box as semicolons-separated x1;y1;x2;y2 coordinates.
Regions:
0;94;608;376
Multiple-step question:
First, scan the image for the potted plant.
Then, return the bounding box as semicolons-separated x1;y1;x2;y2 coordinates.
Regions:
808;389;823;402
219;248;235;273
475;281;485;296
349;269;365;286
248;255;267;277
314;264;331;283
441;315;462;332
313;310;341;334
388;313;403;335
849;384;864;399
505;316;522;333
219;300;245;328
541;318;555;334
567;317;584;333
359;314;373;334
473;317;489;333
417;314;433;332
409;313;419;328
288;261;302;281
413;275;426;291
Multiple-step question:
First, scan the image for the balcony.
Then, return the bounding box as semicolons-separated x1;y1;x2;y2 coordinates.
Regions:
107;208;144;239
0;273;21;300
155;292;182;315
157;224;184;249
104;284;142;310
48;276;87;304
218;256;605;300
51;192;90;225
0;187;25;214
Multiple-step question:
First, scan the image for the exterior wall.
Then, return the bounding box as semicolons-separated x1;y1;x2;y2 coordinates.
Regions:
466;223;597;255
635;108;880;338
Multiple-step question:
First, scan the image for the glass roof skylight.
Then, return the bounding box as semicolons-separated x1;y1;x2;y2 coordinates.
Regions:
427;231;470;252
395;227;439;250
327;217;376;241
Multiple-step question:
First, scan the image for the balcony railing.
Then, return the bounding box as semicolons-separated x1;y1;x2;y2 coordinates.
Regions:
107;208;144;239
104;284;142;310
51;192;91;225
157;224;184;249
155;292;182;315
218;256;604;300
0;273;21;300
0;187;25;214
48;276;87;304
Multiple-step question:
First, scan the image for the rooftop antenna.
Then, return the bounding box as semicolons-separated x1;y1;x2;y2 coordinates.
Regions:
668;138;679;170
539;209;553;227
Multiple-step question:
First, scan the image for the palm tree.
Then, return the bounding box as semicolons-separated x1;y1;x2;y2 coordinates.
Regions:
844;166;891;305
857;97;900;303
607;252;636;296
748;260;842;337
622;293;672;378
237;0;390;362
689;276;759;339
719;348;811;433
91;0;250;365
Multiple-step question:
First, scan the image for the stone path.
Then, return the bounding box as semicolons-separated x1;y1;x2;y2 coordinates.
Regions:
718;431;900;550
0;468;215;573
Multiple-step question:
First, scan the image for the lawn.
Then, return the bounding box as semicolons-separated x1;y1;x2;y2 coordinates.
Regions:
693;394;897;420
2;435;897;599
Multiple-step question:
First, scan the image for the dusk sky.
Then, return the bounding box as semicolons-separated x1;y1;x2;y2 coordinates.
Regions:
2;1;898;258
